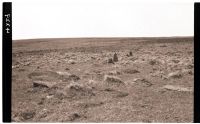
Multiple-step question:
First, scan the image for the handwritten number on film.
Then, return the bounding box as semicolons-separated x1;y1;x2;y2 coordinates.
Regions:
5;14;11;34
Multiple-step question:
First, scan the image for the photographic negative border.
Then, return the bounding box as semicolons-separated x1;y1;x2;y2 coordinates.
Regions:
194;2;200;123
1;1;199;123
2;2;12;122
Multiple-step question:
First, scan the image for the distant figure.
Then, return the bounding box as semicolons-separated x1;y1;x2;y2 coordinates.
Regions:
129;51;133;56
113;53;118;62
127;51;133;57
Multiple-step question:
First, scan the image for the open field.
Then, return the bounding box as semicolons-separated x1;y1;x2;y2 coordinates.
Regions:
12;37;193;122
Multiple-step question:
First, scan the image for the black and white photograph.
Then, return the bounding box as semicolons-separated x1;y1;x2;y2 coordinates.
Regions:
2;0;197;122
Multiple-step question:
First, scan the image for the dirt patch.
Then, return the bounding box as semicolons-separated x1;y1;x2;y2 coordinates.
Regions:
12;38;193;122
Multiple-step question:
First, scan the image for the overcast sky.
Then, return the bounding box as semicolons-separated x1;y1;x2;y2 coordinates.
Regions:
12;0;195;40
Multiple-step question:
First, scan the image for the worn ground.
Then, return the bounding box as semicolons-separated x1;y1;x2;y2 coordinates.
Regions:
12;37;193;122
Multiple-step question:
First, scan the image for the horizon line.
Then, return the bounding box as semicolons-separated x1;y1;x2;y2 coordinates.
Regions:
13;36;194;41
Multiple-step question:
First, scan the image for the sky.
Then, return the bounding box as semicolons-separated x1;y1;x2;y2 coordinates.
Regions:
11;0;195;40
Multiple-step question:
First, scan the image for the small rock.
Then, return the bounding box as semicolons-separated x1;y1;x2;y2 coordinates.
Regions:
115;92;129;98
55;91;66;100
104;88;115;92
162;85;192;92
57;71;71;75
46;95;54;99
68;60;76;64
65;68;70;70
108;58;114;64
188;70;193;75
186;64;194;69
69;113;81;121
20;111;35;120
108;70;121;75
133;78;141;82
64;83;95;99
140;78;152;87
104;75;124;84
130;57;138;61
57;71;80;81
160;45;167;47
88;79;97;85
149;59;157;65
38;98;45;105
33;81;49;88
167;71;182;79
12;65;20;69
123;69;140;74
68;74;80;81
134;78;152;87
172;59;180;63
182;69;193;75
33;81;57;88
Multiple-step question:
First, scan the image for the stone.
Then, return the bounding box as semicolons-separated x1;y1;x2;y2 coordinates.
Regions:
64;83;95;99
133;78;152;87
167;71;182;79
68;59;76;64
123;69;140;74
108;58;114;64
162;85;192;92
104;75;124;84
57;71;80;81
20;111;35;120
33;81;57;88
